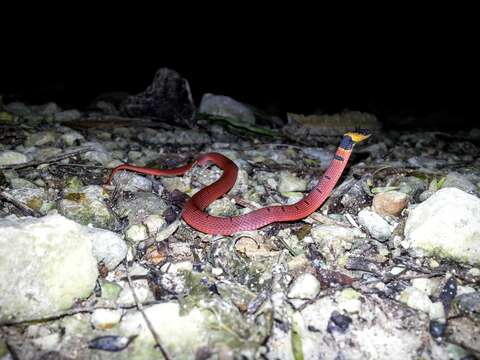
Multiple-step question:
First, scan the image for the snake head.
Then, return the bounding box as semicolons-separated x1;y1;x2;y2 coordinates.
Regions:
344;129;371;143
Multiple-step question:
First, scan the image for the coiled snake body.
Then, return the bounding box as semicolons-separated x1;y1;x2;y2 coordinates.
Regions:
108;131;370;235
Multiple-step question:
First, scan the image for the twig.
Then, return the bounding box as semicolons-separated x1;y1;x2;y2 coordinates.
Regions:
306;212;350;227
124;261;171;360
0;146;94;170
0;302;165;326
0;191;43;217
53;163;107;169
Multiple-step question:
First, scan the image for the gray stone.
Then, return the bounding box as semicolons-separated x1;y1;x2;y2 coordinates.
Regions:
109;171;153;192
199;93;256;124
53;109;81;122
5;187;51;214
442;172;477;194
311;225;365;261
33;147;62;160
121;68;196;128
0;150;29;165
80;142;112;165
35;102;62;115
57;185;114;229
116;192;168;225
5;101;32;116
60;131;84;146
25;131;56;147
358;209;393;241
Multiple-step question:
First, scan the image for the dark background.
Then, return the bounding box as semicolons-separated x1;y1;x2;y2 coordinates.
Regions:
1;16;477;131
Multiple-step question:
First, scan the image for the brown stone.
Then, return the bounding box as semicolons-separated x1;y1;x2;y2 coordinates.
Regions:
373;191;409;217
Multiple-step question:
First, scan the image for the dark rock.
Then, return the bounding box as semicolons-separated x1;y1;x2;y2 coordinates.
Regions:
121;68;196;127
327;310;352;333
429;320;446;338
439;277;457;313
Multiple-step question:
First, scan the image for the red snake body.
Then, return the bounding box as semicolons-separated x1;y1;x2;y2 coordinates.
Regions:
108;131;369;235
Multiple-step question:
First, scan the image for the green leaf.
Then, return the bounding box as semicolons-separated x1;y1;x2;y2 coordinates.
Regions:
291;314;304;360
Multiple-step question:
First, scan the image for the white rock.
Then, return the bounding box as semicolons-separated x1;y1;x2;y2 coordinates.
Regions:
120;302;209;358
156;220;180;242
404;188;480;265
87;227;127;270
31;333;61;351
143;214;167;234
287;273;320;300
160;261;194;274
125;224;149;243
91;309;123;329
60;131;84;146
311;225;363;244
277;171;308;193
411;277;440;297
456;285;476;296
429;302;446;322
358;209;393;241
0;150;28;165
117;279;154;306
0;214;98;322
390;266;406;276
335;288;362;313
399;287;433;313
212;267;223;276
467;268;480;277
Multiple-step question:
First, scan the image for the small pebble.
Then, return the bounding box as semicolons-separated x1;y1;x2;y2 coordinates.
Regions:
372;191;409;216
287;273;321;300
327;310;352;334
125;224;149;243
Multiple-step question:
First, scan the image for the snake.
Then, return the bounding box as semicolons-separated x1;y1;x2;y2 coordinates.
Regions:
107;130;370;235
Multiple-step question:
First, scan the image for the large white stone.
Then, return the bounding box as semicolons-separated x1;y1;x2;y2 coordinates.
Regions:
404;188;480;265
0;214;98;322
